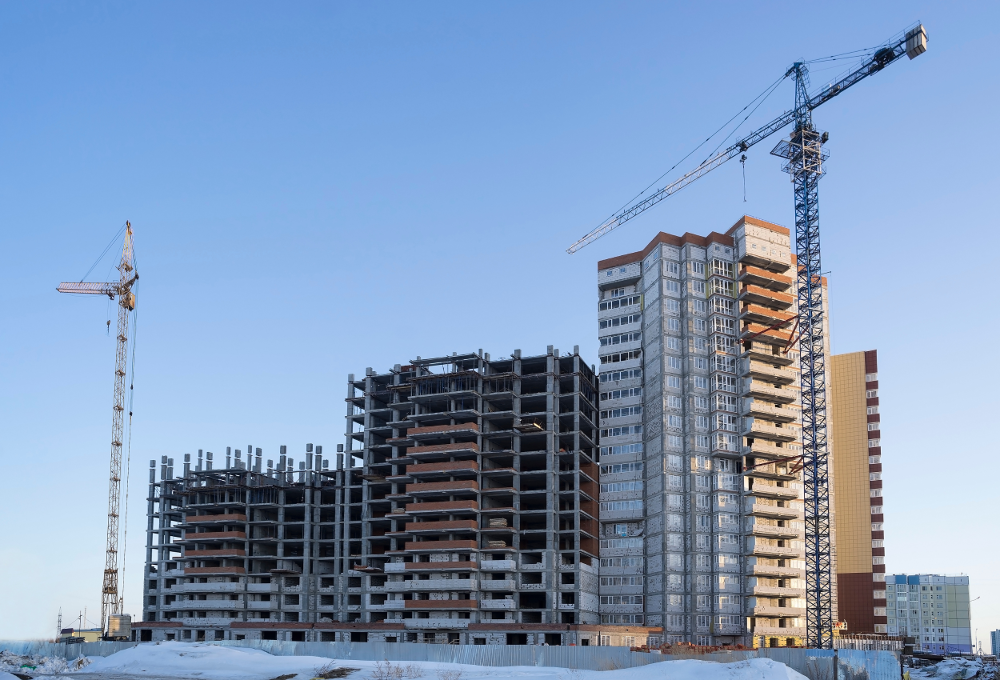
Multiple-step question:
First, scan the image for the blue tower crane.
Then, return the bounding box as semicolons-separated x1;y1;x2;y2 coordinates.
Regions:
568;23;928;649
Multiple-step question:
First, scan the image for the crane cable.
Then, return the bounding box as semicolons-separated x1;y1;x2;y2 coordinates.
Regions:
700;71;787;164
118;233;139;616
118;299;138;616
79;222;128;282
600;70;791;226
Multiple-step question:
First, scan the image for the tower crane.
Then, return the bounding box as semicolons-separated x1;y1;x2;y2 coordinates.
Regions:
57;222;138;638
568;24;928;648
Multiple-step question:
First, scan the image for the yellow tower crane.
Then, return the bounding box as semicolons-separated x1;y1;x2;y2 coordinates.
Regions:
57;222;138;638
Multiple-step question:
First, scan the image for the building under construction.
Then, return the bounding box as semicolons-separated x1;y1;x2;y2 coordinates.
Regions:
137;347;661;645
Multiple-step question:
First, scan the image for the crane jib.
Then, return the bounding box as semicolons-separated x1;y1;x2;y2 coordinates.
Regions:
567;23;926;254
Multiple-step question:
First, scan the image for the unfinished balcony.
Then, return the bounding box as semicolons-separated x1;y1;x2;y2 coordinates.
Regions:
746;480;800;501
740;304;796;329
478;598;515;610
405;480;478;498
183;513;247;526
478;559;516;571
182;548;246;559
738;265;792;291
403;519;477;535
178;530;247;544
407;461;479;479
403;500;478;516
748;562;805;579
745;537;802;559
742;439;796;459
409;422;480;442
404;598;476;610
741;341;794;366
741;400;798;423
739;284;794;310
748;584;806;598
384;560;477;572
742;379;796;404
751;625;805;638
405;442;479;461
742;421;798;443
402;539;478;553
740;322;793;347
745;501;802;521
742;361;797;386
745;519;800;540
751;605;806;618
385;579;476;591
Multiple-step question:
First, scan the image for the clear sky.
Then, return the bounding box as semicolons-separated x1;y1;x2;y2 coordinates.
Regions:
1;1;997;644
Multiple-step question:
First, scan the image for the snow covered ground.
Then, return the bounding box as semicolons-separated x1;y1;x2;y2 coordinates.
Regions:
908;658;983;680
1;642;809;680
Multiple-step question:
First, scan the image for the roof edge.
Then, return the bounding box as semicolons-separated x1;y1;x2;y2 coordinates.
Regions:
597;230;734;270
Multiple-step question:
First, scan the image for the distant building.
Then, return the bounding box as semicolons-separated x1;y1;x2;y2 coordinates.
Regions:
58;627;102;642
991;629;1000;656
885;574;971;654
830;350;886;634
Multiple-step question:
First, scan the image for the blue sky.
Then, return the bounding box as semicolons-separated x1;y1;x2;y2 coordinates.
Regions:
1;1;997;643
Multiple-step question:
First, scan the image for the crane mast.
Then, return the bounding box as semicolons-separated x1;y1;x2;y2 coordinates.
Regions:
57;222;138;637
773;64;835;648
569;24;927;647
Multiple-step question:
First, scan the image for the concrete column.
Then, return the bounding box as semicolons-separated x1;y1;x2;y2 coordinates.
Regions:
303;445;314;624
144;460;156;621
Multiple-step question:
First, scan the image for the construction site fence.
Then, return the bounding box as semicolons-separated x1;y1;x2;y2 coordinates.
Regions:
0;640;900;678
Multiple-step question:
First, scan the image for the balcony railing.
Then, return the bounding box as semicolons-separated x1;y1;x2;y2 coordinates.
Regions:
384;579;476;591
479;599;515;610
402;619;470;629
479;560;516;571
752;606;806;618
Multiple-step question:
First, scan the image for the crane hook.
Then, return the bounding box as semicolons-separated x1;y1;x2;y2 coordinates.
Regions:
740;154;748;202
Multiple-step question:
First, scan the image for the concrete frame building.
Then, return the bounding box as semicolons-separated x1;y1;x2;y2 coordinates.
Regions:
595;216;834;648
885;574;972;654
830;350;887;634
344;347;604;638
137;347;661;646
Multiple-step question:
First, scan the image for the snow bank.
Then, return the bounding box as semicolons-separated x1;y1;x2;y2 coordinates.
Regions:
66;642;807;680
75;642;333;680
0;650;71;675
909;658;983;680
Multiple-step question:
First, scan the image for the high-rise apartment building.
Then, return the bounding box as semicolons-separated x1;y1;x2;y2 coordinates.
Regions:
990;629;1000;656
596;215;834;648
830;350;887;634
885;574;972;654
